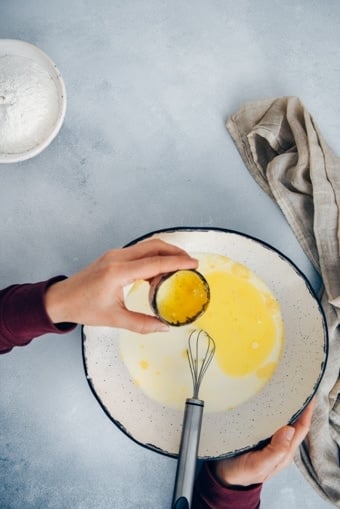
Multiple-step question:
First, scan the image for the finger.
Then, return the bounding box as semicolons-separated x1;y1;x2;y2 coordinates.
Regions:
270;426;296;454
293;400;314;431
115;308;169;334
121;255;199;285
121;239;194;262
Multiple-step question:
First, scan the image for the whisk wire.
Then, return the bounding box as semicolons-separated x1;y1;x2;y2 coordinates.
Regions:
187;329;216;399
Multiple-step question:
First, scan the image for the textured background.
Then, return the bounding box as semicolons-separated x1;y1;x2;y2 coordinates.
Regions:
0;1;339;507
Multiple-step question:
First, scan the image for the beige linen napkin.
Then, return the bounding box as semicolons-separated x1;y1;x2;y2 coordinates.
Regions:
226;96;340;507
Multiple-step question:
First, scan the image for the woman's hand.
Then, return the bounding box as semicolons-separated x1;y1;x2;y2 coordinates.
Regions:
212;400;314;487
44;239;198;333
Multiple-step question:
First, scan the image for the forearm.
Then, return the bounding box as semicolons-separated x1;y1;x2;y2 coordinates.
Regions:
0;276;76;353
192;462;262;509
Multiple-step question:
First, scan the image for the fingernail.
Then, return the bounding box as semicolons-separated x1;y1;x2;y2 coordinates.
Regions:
155;322;169;332
283;427;295;441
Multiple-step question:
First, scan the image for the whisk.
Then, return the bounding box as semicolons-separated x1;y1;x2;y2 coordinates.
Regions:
172;329;216;509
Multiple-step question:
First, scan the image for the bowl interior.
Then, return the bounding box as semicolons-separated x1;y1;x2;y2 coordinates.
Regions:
0;39;66;163
82;228;327;459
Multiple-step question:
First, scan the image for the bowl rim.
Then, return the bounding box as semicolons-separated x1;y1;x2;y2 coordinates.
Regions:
82;226;329;459
0;38;67;163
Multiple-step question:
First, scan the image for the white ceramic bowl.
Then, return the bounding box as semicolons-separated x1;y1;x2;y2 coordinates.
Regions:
0;39;66;163
82;227;328;459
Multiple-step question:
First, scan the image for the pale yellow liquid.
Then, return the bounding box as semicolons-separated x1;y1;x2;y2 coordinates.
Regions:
120;253;284;412
196;270;277;377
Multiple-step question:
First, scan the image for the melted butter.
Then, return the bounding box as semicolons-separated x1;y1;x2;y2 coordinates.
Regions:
196;271;277;377
231;262;251;279
155;270;209;325
139;359;149;370
256;362;278;379
120;253;284;412
181;349;188;359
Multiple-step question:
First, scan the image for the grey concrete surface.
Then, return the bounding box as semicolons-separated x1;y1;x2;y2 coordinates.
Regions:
0;1;338;508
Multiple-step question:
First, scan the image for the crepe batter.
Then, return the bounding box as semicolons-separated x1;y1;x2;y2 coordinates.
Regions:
119;253;284;412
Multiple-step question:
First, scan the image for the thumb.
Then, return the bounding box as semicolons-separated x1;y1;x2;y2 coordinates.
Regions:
271;426;296;449
116;308;170;334
257;426;296;476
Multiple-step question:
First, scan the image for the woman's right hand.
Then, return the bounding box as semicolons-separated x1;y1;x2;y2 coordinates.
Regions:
44;239;198;333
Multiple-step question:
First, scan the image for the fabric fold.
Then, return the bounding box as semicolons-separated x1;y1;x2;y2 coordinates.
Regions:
226;96;340;507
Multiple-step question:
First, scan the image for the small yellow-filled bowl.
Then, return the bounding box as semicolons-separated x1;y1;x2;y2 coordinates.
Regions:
149;269;210;326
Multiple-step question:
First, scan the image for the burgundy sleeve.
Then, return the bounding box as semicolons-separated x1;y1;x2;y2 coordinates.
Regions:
192;462;262;509
0;276;76;354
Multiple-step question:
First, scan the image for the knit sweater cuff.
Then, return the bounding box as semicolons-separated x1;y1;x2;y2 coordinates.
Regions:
0;276;76;352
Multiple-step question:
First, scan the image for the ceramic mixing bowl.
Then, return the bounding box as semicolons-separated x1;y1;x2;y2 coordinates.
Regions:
82;227;327;459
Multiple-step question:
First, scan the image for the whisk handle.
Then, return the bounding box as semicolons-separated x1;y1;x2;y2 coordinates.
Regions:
172;398;204;509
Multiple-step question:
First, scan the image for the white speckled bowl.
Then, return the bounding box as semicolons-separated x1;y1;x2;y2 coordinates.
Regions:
0;39;66;163
82;227;328;459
